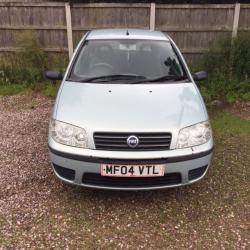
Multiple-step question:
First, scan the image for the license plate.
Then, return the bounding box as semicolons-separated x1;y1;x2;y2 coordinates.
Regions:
101;164;164;177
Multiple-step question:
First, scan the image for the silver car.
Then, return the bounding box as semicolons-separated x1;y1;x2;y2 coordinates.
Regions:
46;29;213;190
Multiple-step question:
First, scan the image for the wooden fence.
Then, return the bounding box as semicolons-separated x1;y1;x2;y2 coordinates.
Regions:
0;2;250;63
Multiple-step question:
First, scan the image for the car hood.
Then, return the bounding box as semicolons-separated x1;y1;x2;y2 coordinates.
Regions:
54;81;207;134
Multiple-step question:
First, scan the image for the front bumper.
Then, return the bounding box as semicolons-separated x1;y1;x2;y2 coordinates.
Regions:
48;139;213;190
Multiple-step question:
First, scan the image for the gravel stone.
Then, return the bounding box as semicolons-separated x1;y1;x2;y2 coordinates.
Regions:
0;94;249;249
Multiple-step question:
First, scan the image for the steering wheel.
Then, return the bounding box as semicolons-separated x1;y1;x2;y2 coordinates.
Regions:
89;63;115;75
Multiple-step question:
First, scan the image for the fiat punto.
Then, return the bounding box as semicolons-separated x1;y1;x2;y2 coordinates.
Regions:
46;29;213;190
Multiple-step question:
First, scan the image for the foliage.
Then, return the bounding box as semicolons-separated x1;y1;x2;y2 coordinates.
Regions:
42;83;61;98
29;82;61;98
195;33;250;103
0;84;28;96
0;82;61;98
0;30;249;104
0;31;67;86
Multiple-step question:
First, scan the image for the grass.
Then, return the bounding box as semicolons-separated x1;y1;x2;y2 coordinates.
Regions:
0;83;60;97
0;84;28;96
211;111;250;137
41;82;60;97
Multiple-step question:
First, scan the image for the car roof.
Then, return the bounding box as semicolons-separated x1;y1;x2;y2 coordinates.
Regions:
86;29;169;41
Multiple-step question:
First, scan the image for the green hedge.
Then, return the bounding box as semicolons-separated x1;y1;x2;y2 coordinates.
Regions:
196;33;250;103
0;31;67;86
0;31;249;102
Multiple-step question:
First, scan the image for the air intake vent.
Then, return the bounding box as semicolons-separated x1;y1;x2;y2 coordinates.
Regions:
188;165;208;180
82;173;181;188
53;164;75;181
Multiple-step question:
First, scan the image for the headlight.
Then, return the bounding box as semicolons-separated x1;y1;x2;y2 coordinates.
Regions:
177;121;212;148
50;119;88;148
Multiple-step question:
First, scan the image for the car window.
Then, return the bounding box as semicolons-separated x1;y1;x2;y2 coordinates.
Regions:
70;39;186;80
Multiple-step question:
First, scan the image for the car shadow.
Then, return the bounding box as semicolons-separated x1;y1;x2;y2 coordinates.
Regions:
58;179;200;205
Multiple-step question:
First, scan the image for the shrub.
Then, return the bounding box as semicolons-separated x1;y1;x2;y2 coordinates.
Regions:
232;34;250;81
15;31;47;73
0;31;67;86
197;33;250;103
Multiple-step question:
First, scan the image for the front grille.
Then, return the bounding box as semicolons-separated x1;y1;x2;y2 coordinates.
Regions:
94;132;172;151
188;165;208;180
82;173;181;188
53;164;75;180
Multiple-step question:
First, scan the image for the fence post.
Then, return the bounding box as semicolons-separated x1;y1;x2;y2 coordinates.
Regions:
232;3;240;39
65;2;73;59
150;2;156;30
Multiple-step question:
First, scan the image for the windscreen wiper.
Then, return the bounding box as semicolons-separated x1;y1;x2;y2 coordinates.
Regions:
68;74;147;83
129;75;189;84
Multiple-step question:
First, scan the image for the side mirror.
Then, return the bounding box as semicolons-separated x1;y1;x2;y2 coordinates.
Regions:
45;71;64;81
193;71;208;81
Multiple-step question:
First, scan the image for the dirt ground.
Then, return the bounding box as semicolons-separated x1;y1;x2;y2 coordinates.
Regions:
227;102;250;121
0;94;249;249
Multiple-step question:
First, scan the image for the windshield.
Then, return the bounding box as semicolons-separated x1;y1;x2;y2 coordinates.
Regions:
68;39;187;82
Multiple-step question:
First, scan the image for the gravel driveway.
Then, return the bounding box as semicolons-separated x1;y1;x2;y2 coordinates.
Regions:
0;94;249;249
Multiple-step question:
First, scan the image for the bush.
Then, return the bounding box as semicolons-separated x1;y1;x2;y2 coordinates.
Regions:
0;31;67;86
197;33;250;103
0;30;249;102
